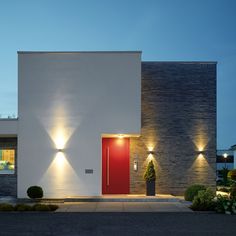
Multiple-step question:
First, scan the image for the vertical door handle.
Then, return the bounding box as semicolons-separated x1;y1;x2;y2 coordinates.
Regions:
107;147;109;186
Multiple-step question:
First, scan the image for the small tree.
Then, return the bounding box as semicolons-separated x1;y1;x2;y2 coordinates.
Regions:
228;169;236;181
221;167;229;186
144;160;156;182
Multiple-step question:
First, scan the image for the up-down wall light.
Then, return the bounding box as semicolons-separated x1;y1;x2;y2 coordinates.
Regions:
148;150;155;155
196;150;203;154
57;149;63;152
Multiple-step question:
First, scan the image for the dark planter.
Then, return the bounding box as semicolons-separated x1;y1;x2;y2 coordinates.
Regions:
146;181;155;196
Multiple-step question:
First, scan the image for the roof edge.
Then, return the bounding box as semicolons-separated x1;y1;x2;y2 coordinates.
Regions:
18;51;142;54
142;61;217;64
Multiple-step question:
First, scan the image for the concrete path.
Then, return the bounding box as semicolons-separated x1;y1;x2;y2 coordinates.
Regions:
56;201;192;212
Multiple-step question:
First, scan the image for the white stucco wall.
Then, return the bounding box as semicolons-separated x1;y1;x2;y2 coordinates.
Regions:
18;52;141;198
0;119;18;136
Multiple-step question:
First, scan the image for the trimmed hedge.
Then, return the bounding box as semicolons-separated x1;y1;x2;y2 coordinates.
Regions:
0;203;14;211
27;186;43;199
0;203;58;212
184;184;206;201
48;204;59;211
14;204;33;211
33;204;51;211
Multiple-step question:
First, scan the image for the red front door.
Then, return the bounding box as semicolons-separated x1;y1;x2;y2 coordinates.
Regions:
102;138;130;194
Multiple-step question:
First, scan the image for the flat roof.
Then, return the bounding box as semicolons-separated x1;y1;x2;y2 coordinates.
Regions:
18;51;142;54
17;52;217;63
142;61;217;64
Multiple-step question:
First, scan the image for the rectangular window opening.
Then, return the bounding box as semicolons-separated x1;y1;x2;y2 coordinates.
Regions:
0;149;15;174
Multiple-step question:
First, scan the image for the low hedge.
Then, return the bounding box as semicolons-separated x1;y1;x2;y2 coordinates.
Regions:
14;204;33;211
0;203;14;211
0;203;58;212
184;184;206;201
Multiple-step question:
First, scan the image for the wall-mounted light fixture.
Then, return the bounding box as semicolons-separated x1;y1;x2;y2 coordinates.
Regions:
134;159;138;171
57;149;63;152
196;150;205;155
147;150;155;155
117;134;124;139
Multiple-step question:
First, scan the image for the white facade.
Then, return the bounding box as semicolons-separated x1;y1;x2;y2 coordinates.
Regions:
0;119;18;137
17;52;141;198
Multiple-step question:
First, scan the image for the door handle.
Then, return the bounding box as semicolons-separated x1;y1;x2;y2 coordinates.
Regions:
107;147;109;186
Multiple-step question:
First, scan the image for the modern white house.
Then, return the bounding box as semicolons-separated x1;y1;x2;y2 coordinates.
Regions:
0;51;216;198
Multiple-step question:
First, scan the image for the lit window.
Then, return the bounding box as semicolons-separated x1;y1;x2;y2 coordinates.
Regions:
0;149;15;174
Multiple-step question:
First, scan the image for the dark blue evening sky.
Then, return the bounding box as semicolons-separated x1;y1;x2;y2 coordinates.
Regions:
0;0;235;149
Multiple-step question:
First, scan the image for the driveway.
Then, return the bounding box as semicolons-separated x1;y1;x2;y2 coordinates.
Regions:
0;212;235;236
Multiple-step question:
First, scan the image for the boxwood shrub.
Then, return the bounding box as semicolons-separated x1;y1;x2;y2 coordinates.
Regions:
190;188;216;211
48;204;59;211
0;203;58;212
215;195;236;214
0;203;14;211
27;186;43;199
184;184;206;201
230;186;236;199
228;169;236;181
14;204;33;211
33;204;51;211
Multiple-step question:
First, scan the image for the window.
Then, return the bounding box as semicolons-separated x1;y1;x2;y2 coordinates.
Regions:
0;149;15;174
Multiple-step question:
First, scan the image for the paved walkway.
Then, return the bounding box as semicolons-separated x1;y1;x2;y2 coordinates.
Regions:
63;194;184;202
56;201;192;212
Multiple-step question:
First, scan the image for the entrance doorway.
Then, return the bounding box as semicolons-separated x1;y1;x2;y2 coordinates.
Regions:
102;138;130;194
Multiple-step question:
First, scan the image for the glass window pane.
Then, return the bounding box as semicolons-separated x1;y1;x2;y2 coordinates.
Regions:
0;149;15;174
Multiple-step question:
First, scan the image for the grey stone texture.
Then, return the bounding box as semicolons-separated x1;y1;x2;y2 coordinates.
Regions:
0;137;17;196
130;62;216;195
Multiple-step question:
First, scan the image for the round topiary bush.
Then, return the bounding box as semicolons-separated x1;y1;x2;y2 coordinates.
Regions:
228;169;236;181
48;204;59;211
190;188;216;211
230;186;236;199
0;203;14;211
33;204;51;211
184;184;206;201
27;186;43;199
14;204;33;211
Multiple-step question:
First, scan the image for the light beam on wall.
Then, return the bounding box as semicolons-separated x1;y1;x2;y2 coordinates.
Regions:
39;103;82;150
39;152;81;198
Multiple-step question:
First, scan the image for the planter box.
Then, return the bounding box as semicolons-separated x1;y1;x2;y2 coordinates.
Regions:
146;181;155;196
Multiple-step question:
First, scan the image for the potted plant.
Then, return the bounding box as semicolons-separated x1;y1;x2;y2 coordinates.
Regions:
144;160;156;196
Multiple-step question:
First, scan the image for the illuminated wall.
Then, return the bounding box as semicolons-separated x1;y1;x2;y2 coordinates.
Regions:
18;52;141;198
130;62;216;195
